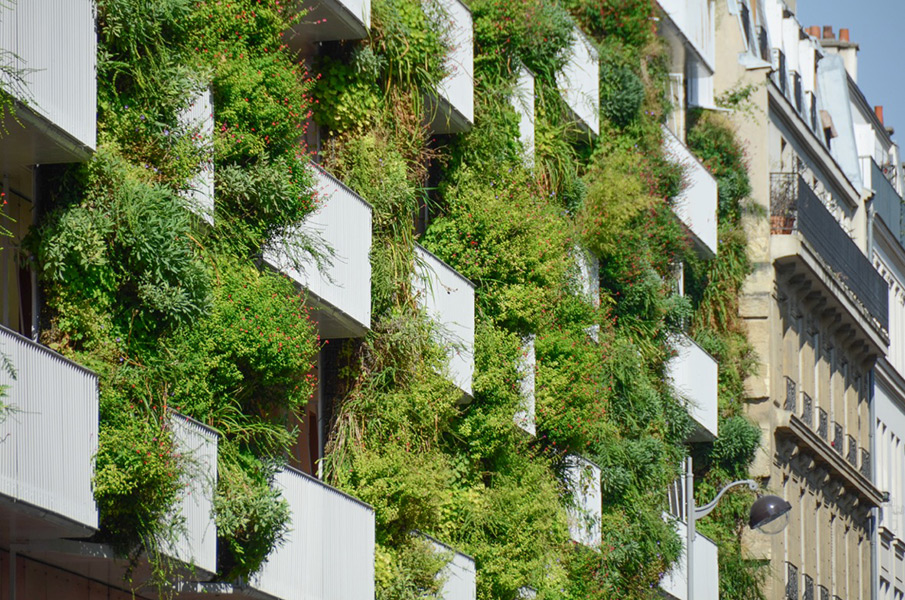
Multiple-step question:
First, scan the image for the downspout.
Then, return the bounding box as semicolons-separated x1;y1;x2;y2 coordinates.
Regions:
867;193;879;600
870;368;879;600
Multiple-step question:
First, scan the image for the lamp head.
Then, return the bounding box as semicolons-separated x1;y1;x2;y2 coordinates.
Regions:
749;495;792;534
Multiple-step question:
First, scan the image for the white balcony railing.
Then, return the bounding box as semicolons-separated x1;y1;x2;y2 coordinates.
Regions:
413;245;475;397
661;481;719;600
266;165;373;338
0;325;98;539
657;0;715;73
514;335;536;436
0;0;96;163
563;454;601;548
511;65;535;165
288;0;370;43
427;0;474;133
662;125;718;257
164;413;218;574
667;333;718;441
430;537;477;600
555;26;599;137
252;468;376;600
178;89;215;222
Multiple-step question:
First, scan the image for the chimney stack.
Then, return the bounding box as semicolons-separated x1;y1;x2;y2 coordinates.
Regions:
823;25;835;40
806;26;820;38
839;28;850;42
875;105;884;125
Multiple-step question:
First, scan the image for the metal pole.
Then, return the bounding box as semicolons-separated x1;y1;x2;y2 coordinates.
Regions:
686;456;694;600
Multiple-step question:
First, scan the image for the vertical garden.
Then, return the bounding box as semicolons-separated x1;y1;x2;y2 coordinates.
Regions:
8;0;766;598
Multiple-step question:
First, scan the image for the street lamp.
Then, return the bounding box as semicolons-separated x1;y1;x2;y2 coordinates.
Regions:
684;457;792;599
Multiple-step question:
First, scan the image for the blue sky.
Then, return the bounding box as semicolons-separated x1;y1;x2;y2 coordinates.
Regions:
797;0;905;145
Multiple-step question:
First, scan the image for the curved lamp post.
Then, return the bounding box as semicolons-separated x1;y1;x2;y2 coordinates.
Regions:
684;457;792;599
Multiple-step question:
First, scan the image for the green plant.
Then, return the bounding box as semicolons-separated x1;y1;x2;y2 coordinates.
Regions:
214;442;290;580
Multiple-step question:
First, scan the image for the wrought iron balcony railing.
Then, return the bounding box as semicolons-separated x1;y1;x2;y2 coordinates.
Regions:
771;173;889;331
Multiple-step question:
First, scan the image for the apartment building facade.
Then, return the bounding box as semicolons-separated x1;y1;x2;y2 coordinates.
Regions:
714;1;905;598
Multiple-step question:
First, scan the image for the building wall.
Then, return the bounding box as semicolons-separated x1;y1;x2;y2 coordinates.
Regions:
716;1;882;598
0;551;145;600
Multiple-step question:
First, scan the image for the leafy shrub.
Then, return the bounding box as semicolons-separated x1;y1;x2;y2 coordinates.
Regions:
599;44;645;128
214;442;290;580
94;414;181;554
214;155;317;257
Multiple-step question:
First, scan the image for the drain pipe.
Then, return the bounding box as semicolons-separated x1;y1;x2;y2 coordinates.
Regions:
9;545;16;600
870;368;879;600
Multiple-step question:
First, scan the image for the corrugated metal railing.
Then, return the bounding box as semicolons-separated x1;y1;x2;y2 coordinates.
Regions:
413;245;475;397
0;0;96;150
252;467;376;600
771;173;889;331
165;413;218;574
0;324;98;530
427;536;477;600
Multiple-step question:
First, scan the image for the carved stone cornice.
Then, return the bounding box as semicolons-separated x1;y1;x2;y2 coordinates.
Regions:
775;412;884;508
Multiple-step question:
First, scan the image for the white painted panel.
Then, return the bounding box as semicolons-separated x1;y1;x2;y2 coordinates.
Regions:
0;0;96;151
0;325;98;532
555;26;599;136
430;0;474;130
563;454;601;548
430;538;476;600
667;333;718;440
414;245;475;397
799;40;816;93
165;413;218;574
657;0;715;72
178;89;215;223
662;125;718;257
782;17;799;73
511;66;535;165
660;516;719;600
514;335;536;436
253;468;376;600
266;165;373;336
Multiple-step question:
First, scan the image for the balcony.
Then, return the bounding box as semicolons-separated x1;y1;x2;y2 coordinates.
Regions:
287;0;370;44
662;126;718;257
178;89;214;222
266;165;373;338
251;468;375;600
427;535;477;600
179;468;376;600
660;483;719;600
426;0;474;134
0;0;96;168
511;64;535;165
163;413;219;575
563;454;601;548
0;325;98;543
413;245;475;397
555;26;599;137
514;335;536;436
657;0;714;74
868;158;904;245
770;174;889;339
666;333;718;441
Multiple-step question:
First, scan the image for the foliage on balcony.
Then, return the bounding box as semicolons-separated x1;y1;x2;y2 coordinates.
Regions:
24;0;321;589
7;0;766;597
684;108;766;599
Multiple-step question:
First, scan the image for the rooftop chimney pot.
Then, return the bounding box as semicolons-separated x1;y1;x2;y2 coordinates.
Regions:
806;26;820;37
839;28;850;42
823;25;834;39
875;105;884;125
